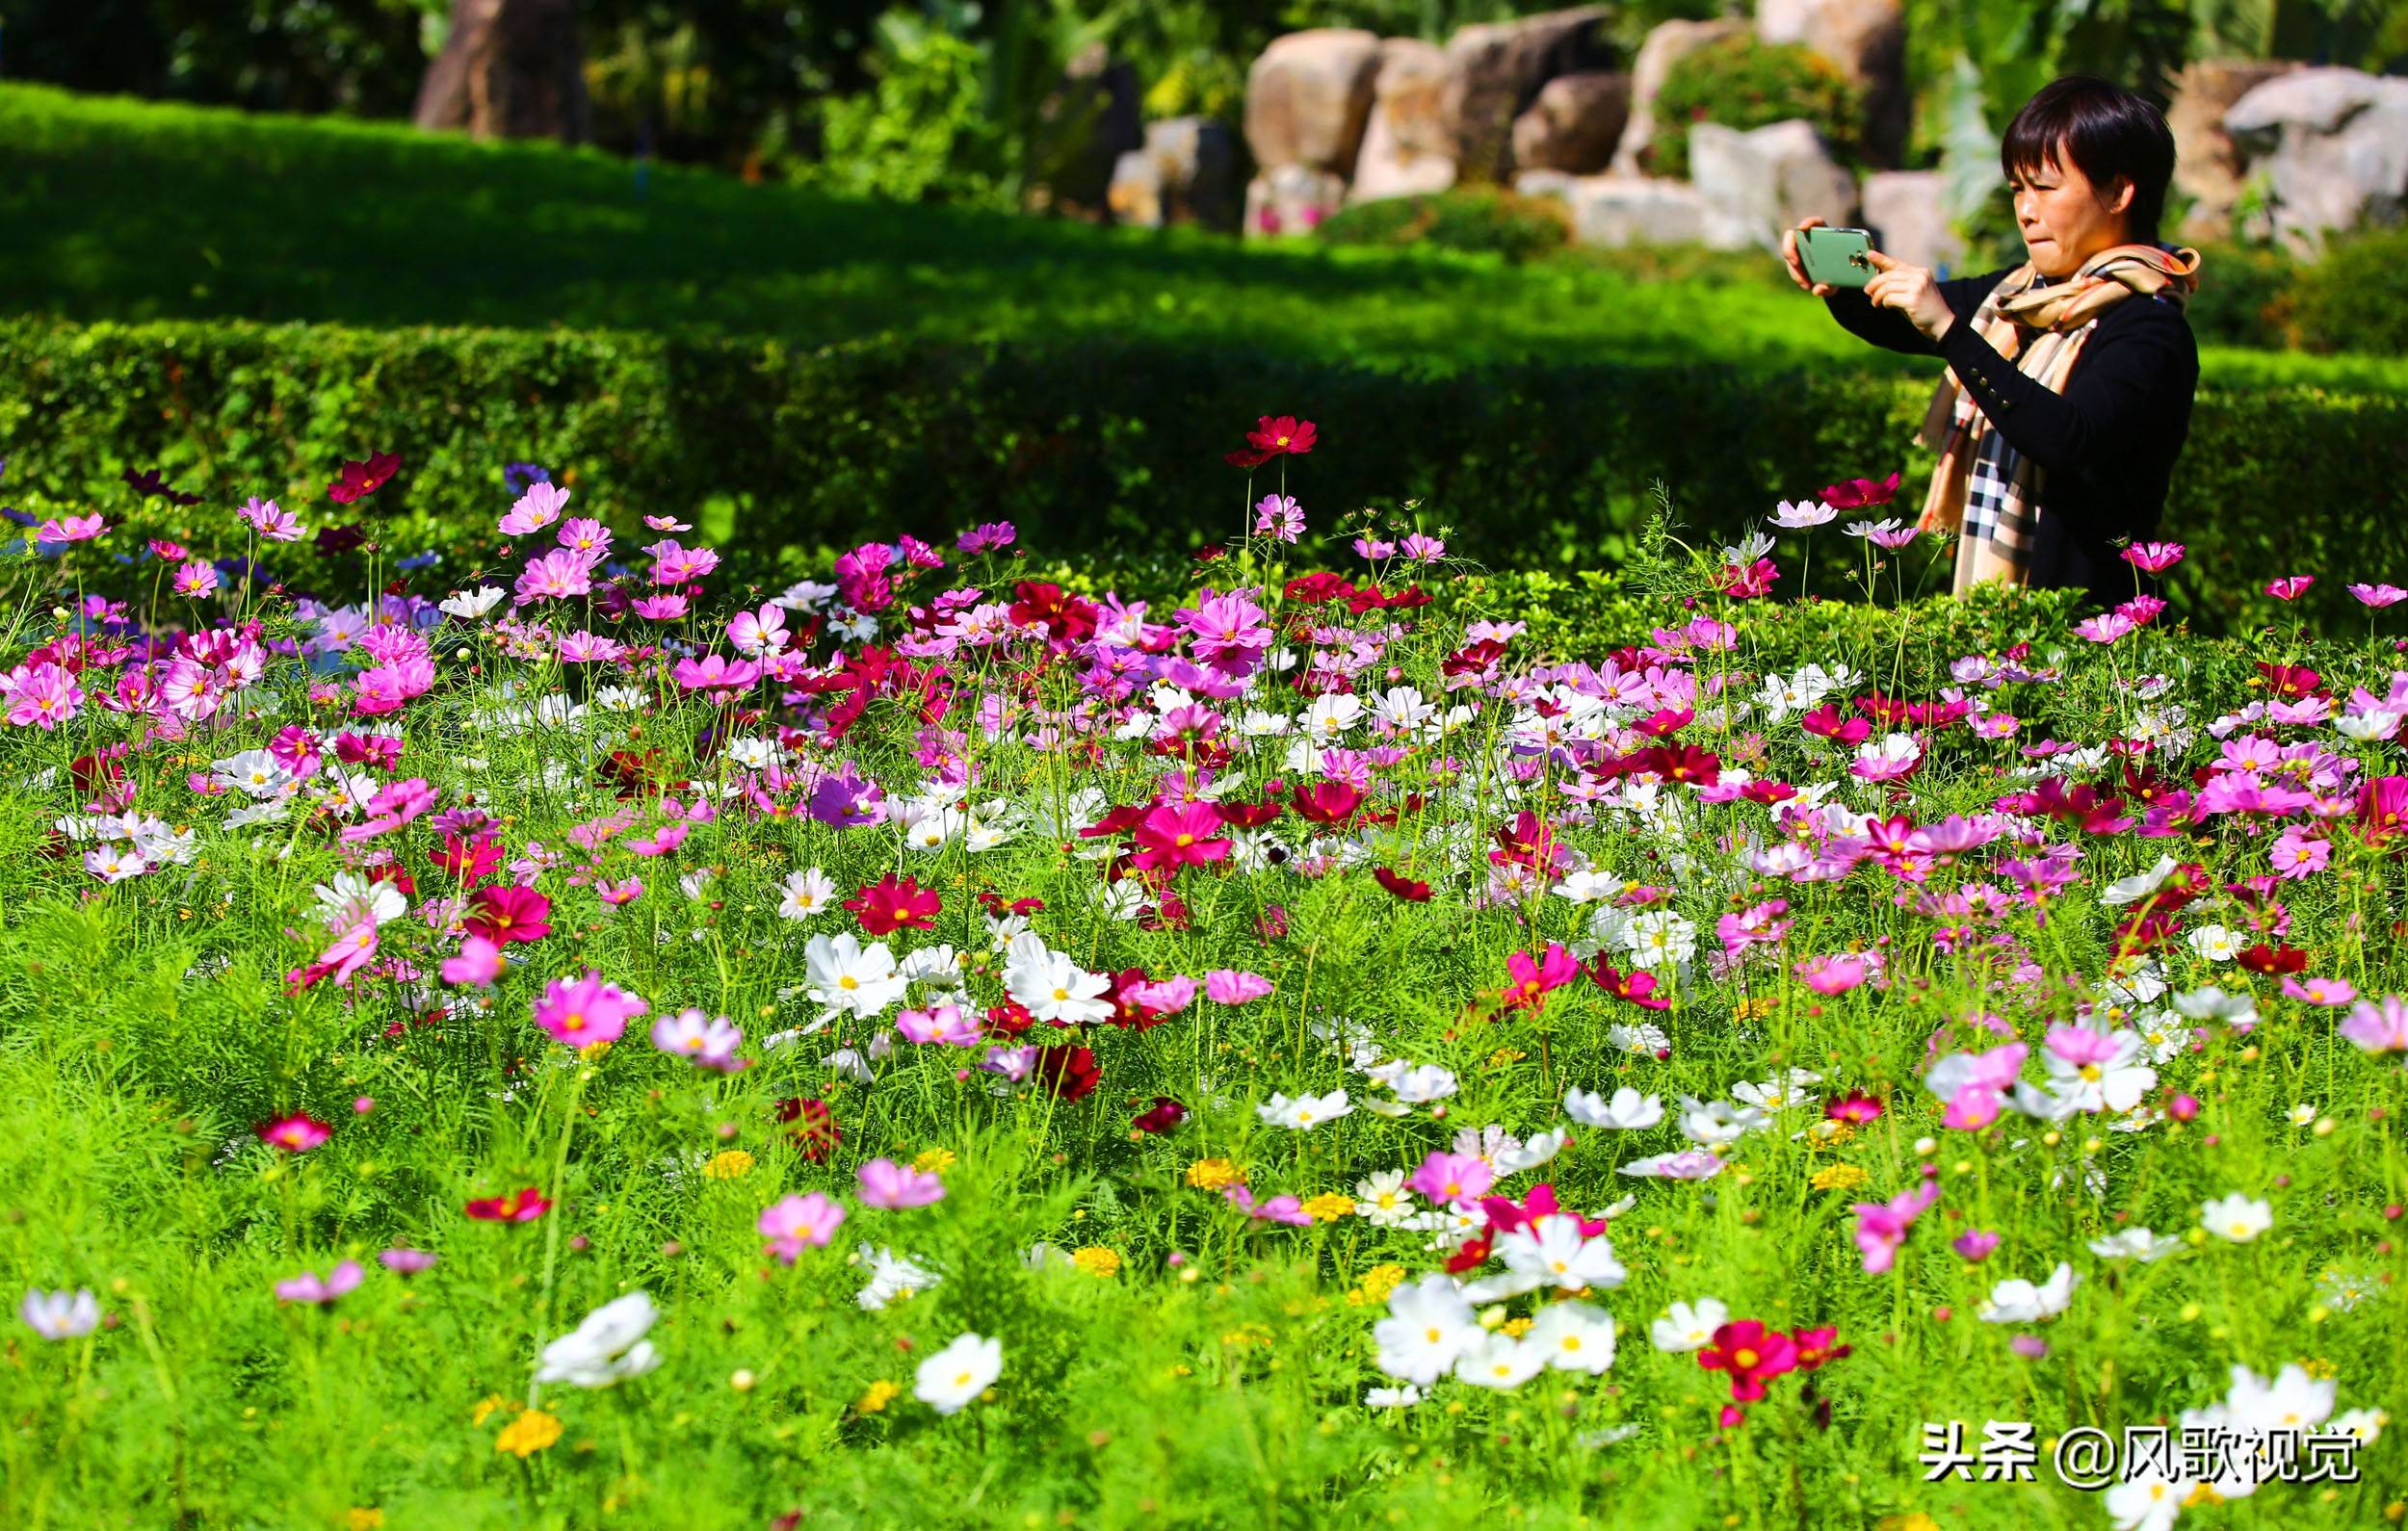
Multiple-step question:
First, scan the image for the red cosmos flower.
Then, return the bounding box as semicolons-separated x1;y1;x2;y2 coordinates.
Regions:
1285;572;1354;605
1254;904;1291;942
1035;1044;1101;1101
977;890;1046;920
1791;1326;1851;1371
464;1186;552;1223
464;884;552;945
1290;780;1363;824
1244;416;1317;457
1374;867;1432;901
1489;810;1559;869
1741;779;1798;805
1699;1319;1798;1402
1132;1096;1188;1134
1823;1091;1883;1125
1819;470;1901;508
256;1113;332;1153
775;1097;843;1161
983;1000;1037;1039
844;873;941;936
1217;795;1284;829
1224;446;1272;469
2238;942;2309;975
1131;801;1231;872
1443;1231;1494;1275
1635;706;1694;739
1501;944;1579;1013
1800;702;1872;746
326;451;402;505
1627;743;1721;787
1006;582;1099;649
433;831;503;883
1586;958;1673;1011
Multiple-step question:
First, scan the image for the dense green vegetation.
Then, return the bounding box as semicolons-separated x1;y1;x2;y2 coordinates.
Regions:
4;86;2404;391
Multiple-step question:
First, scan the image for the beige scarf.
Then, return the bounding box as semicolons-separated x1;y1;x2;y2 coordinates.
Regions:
1915;243;2202;596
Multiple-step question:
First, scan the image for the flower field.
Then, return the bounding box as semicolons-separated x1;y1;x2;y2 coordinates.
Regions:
3;429;2406;1529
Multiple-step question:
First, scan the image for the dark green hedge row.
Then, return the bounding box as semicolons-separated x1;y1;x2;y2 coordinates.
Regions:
1;317;2400;633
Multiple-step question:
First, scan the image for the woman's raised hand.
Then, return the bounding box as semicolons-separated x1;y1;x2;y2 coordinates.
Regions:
1781;217;1835;297
1863;249;1956;342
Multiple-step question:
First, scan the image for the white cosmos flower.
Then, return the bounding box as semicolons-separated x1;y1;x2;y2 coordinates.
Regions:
1564;1086;1663;1130
1374;1274;1479;1386
1768;499;1836;530
1453;1330;1547;1390
2186;923;2242;961
536;1292;661;1388
1525;1302;1616;1375
2099;855;2178;906
1364;1385;1424;1408
1649;1297;1728;1353
1499;1219;1625;1292
1353;1171;1418;1227
1372;1062;1459;1103
1256;1090;1352;1130
1000;932;1113;1025
778;867;838;921
2087;1227;2183;1262
914;1332;1002;1415
439;585;507;620
1978;1262;2081;1323
2201;1192;2272;1243
803;933;907;1024
20;1288;100;1340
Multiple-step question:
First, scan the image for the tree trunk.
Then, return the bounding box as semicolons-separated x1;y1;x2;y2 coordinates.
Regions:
413;0;590;145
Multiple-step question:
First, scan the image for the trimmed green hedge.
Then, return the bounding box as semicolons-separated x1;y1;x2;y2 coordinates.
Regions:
1;317;2400;633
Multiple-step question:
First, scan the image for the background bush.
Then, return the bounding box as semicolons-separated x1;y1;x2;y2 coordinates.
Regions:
2289;225;2408;358
1316;188;1573;263
1646;34;1861;180
3;316;2399;636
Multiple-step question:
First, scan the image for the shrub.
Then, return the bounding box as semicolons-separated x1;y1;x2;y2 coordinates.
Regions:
2287;225;2408;358
0;317;2399;635
1316;189;1573;263
1646;34;1860;180
2184;241;2296;351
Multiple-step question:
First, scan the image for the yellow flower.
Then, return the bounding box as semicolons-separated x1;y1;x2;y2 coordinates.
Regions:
494;1409;563;1458
1301;1192;1354;1224
347;1511;385;1531
913;1148;956;1176
1346;1262;1409;1307
1485;1047;1527;1069
1501;1316;1534;1337
1810;1163;1871;1193
2304;1357;2338;1380
1733;997;1778;1022
469;1393;513;1428
702;1149;755;1180
1185;1157;1242;1191
857;1378;901;1414
1071;1246;1122;1279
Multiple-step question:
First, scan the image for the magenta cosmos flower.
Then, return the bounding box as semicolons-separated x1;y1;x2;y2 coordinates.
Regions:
531;972;647;1048
856;1157;946;1209
275;1260;364;1306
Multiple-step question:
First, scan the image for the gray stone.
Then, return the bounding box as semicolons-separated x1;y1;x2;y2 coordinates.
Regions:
1540;173;1710;247
1244;29;1383;176
1244;164;1348;240
1510;71;1631;176
1351;38;1458;203
2168;59;2299;243
1755;0;1906;166
1690;118;1858;252
1442;5;1618;181
2225;66;2408;255
1109;117;1238;230
414;0;589;144
1862;170;1964;273
1610;18;1746;178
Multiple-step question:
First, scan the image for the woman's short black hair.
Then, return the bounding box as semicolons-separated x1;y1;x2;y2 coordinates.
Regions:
2001;75;2177;245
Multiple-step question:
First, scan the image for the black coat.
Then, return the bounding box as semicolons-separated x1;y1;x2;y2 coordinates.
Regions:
1823;268;2199;610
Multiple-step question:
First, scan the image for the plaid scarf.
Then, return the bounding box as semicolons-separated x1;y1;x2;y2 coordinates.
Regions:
1914;244;2201;596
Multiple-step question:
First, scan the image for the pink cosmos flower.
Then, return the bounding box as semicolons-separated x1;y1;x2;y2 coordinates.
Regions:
1127;975;1198;1019
275;1260;364;1306
36;514;106;545
1399;532;1445;563
957;522;1015;555
856;1157;946;1209
2121;542;2185;574
2347;583;2407;609
173;562;220;599
1924;1043;2028;1130
316;920;381;987
2072;612;2135;644
239;497;303;541
1224;1185;1313;1226
2341;996;2408;1053
378;1249;437;1274
341;778;438;843
2279;975;2355;1006
651;1007;745;1070
1849;1180;1939;1274
896;1003;983;1046
1405;1150;1495;1207
727;603;789;656
2265;576;2315;601
1205;970;1272;1005
1252;494;1304;543
2269;825;2331;880
441;934;505;987
531;971;647;1048
256;1114;332;1153
499;481;568;536
1795;953;1870;995
759;1192;847;1261
597;877;644;906
6;662;82;730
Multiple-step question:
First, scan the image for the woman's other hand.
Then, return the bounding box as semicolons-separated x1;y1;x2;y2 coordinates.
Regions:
1781;217;1835;297
1864;249;1955;341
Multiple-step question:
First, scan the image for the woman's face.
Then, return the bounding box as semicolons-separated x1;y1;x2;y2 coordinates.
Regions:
2007;152;2135;277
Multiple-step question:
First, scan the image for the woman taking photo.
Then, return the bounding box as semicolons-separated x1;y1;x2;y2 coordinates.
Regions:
1781;75;2201;610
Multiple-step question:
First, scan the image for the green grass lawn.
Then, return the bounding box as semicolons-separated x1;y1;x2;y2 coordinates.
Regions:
4;83;2401;392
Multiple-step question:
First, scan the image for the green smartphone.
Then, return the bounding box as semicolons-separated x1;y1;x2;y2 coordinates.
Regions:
1796;225;1875;290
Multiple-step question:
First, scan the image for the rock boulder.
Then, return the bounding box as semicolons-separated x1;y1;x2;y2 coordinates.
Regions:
1755;0;1906;166
1862;170;1964;273
1690;118;1858;252
1244;164;1348;240
1244;29;1383;177
1352;38;1459;202
2223;66;2408;254
1610;18;1745;177
2168;59;2299;243
1443;5;1617;182
1108;117;1239;230
1510;71;1631;176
